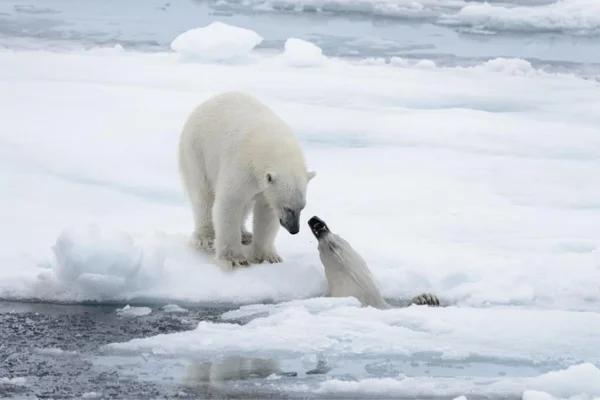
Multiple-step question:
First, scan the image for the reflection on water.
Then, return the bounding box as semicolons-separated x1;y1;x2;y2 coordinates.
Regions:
183;356;295;387
184;356;285;384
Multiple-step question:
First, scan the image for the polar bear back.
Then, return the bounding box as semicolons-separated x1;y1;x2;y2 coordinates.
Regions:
179;91;309;187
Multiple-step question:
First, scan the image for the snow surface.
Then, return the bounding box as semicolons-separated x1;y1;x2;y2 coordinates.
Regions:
1;20;600;398
2;41;599;309
170;22;263;62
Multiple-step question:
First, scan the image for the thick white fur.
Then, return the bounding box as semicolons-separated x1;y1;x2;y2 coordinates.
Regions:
317;231;441;309
318;232;392;310
178;91;316;270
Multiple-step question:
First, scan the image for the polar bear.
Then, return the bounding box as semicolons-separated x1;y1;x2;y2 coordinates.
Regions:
178;91;316;270
308;216;441;309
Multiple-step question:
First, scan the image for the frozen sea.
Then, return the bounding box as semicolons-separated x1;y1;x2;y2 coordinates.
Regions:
1;0;600;399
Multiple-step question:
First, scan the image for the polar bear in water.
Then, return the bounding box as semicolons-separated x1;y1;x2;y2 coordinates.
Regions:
308;216;440;309
178;91;316;270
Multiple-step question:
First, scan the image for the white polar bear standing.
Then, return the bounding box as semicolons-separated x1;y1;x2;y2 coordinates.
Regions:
178;91;316;270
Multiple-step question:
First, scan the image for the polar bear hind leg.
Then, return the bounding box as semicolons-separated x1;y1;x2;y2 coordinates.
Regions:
179;148;216;252
241;201;253;245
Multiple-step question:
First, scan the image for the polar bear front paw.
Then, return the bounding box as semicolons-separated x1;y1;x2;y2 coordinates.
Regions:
251;249;283;264
217;254;251;270
190;232;215;252
411;293;440;307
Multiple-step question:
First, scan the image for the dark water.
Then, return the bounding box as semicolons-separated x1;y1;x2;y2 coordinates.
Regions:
1;0;599;76
0;301;235;399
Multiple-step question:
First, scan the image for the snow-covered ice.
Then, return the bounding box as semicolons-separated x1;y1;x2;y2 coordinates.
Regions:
438;0;600;36
1;16;600;398
214;0;600;36
81;392;102;400
34;347;78;356
116;305;152;317
2;44;599;309
170;22;263;62
163;304;188;313
309;363;600;398
0;377;27;386
106;297;600;365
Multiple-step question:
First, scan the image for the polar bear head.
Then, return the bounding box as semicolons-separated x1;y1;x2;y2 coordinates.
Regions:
263;170;316;235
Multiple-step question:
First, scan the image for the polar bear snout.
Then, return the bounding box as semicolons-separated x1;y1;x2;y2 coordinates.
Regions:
280;207;301;235
308;216;329;239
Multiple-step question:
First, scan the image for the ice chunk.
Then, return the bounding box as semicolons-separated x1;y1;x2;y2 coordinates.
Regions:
313;363;600;398
527;363;600;397
33;224;166;301
439;0;600;36
170;22;263;62
0;377;26;385
82;392;103;399
414;59;436;69
163;304;188;313
474;58;538;77
35;347;78;356
116;304;152;317
281;38;328;67
104;298;600;370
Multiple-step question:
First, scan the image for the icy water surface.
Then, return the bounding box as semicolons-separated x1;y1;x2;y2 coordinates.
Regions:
1;0;600;75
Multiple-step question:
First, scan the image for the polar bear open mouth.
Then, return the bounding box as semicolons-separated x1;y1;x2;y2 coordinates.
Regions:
308;216;329;239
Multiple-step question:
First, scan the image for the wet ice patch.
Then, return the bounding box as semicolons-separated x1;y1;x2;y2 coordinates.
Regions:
170;21;263;62
116;305;152;317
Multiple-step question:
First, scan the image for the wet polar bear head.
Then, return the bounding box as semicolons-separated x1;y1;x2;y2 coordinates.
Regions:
263;170;316;235
308;216;442;309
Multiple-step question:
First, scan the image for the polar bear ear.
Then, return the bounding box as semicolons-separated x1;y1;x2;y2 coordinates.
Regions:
266;172;277;184
307;170;317;182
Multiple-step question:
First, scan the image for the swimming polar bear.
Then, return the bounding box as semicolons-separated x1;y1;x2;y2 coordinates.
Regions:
178;91;316;270
308;216;440;309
